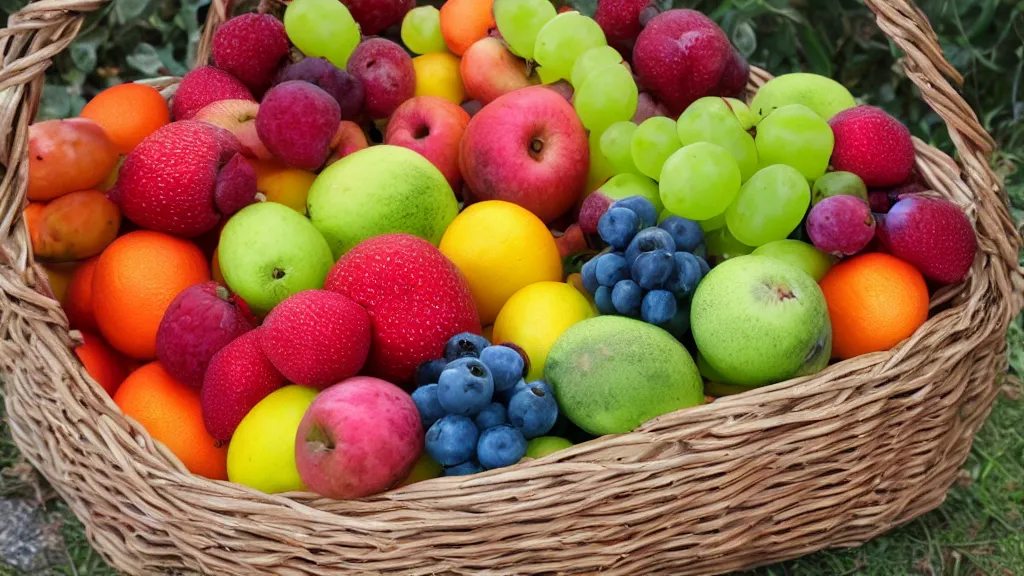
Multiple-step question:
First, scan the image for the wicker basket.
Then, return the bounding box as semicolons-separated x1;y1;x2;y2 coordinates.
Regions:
2;0;1023;574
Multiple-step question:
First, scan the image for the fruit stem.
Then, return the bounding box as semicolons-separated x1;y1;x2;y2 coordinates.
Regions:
306;424;336;453
272;268;285;279
529;138;544;159
254;192;267;203
215;285;231;301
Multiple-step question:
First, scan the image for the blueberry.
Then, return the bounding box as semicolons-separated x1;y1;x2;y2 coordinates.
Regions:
641;290;677;325
474;402;508;430
597;207;641;250
696;254;710;277
594;285;616;315
581;257;600;295
624;227;676;267
411;383;445;429
479;345;524;392
667;252;704;298
507;381;559;439
444;460;483;476
494;377;527;404
437;358;494;416
595;253;629;287
631;249;675;290
659;216;705;253
414;358;448;387
659;297;692;339
443;332;491;361
425;415;479;466
476;424;528;469
611;196;658;228
611;279;644;317
692;243;708;260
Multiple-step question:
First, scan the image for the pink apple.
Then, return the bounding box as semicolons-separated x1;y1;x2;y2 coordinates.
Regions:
295;376;423;499
385;96;470;191
459;85;589;223
460;37;535;105
324;121;369;167
193;99;273;160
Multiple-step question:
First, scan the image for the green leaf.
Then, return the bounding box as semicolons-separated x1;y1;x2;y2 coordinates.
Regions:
0;0;28;13
731;20;756;58
38;84;72;121
799;25;833;77
69;29;108;74
155;43;189;76
114;0;151;24
126;42;164;75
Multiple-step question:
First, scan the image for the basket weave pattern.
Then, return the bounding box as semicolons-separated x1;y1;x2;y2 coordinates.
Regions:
2;1;1023;574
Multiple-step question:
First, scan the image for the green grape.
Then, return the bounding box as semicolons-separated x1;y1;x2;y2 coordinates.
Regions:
599;121;640;176
725;98;755;130
749;73;857;123
533;12;607;83
659;142;741;221
725;164;810;247
676;97;758;182
755;104;835;180
574;64;638;133
284;0;360;68
705;227;754;264
570;46;623;89
587;129;616;192
400;6;446;55
699;213;727;232
535;66;560;85
811;171;868;205
631;117;681;181
598;173;662;212
493;0;556;60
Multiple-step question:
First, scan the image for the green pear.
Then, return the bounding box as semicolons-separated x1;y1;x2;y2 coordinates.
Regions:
218;202;334;315
691;255;831;387
306;145;459;258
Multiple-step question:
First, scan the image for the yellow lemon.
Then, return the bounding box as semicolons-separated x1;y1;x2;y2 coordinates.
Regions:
492;281;596;381
440;201;563;325
227;385;318;494
398;453;443;487
412;52;466;104
251;159;316;214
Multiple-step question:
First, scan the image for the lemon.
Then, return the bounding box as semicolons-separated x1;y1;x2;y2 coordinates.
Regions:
227;385;318;494
440;201;563;325
412;52;466;104
492;281;596;381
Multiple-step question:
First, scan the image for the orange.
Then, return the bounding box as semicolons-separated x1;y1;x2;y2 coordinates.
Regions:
819;252;930;360
114;362;227;480
440;0;495;56
211;247;225;285
80;83;170;154
250;159;316;214
92;231;210;360
74;331;130;396
63;256;99;332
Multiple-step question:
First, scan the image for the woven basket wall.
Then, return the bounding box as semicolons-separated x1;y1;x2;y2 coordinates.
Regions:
2;0;1023;574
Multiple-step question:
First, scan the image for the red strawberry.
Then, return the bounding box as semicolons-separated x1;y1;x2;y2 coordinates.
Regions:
212;14;290;95
877;195;977;284
829;106;916;188
202;329;286;442
172;66;255;121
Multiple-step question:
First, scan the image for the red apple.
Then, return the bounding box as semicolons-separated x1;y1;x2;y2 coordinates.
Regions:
193;100;273;160
385;96;471;191
460;37;535;105
459;86;589;223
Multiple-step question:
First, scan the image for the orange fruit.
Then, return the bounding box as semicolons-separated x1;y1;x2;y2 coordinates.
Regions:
819;252;929;360
250;159;316;214
80;83;170;154
92;231;210;360
74;331;130;396
440;0;495;55
114;362;227;479
64;256;99;332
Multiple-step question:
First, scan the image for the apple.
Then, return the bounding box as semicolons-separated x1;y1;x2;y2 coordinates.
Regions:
227;385;319;494
691;255;832;387
459;86;589;223
218;201;334;315
307;145;459;258
193;99;273;160
385;96;471;191
324;120;369;166
460;37;534;105
295;376;423;499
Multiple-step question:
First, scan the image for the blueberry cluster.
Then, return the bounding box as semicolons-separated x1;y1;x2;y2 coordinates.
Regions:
412;332;558;476
582;197;711;334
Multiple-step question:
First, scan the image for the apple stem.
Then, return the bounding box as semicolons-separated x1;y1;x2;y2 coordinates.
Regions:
639;6;661;27
254;192;267;203
305;424;336;453
215;285;231;301
272;268;285;280
529;138;544;159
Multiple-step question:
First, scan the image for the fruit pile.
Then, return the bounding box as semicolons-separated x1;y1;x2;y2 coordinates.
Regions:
26;0;978;498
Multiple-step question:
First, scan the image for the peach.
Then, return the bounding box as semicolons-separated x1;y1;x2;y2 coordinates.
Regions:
29;190;121;262
28;118;120;202
460;37;534;105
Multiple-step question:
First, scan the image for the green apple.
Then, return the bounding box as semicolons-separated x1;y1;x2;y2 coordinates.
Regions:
691;255;832;387
219;202;334;315
750;73;857;123
227;385;319;494
525;436;573;459
306;145;459;258
752;239;836;282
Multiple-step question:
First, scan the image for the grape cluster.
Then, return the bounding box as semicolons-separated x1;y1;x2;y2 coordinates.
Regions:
412;332;558;476
581;196;709;336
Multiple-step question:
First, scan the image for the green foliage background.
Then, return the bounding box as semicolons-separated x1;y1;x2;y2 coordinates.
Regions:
0;0;1021;574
